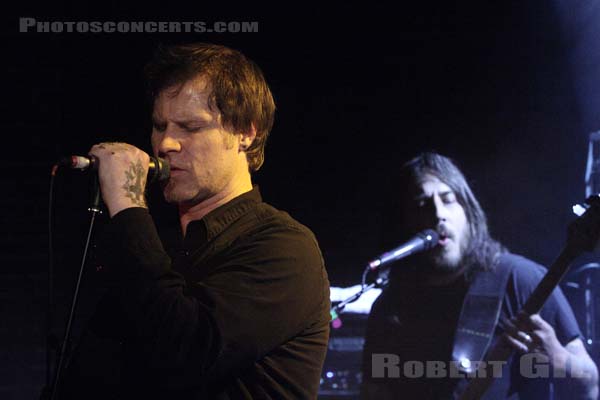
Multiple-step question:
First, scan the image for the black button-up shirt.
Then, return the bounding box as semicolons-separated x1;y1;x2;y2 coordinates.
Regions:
63;186;330;399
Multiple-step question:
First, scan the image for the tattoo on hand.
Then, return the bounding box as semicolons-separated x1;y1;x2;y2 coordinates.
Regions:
122;159;147;207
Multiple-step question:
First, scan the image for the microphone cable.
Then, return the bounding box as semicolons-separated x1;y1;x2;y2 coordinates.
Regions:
40;163;59;399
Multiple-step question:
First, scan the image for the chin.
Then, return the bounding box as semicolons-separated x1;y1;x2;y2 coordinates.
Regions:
163;185;211;207
162;187;191;204
433;262;461;273
431;252;462;272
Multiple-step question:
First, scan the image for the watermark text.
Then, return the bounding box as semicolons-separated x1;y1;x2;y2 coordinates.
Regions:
371;353;594;379
19;18;259;34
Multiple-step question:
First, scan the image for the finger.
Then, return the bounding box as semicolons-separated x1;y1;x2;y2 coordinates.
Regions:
89;144;108;158
507;327;535;347
501;316;518;333
529;314;552;331
504;316;533;341
503;333;529;353
518;331;533;344
502;318;534;345
514;313;538;333
516;310;531;324
91;142;120;152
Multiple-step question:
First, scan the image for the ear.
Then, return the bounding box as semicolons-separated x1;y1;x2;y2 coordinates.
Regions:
239;123;257;152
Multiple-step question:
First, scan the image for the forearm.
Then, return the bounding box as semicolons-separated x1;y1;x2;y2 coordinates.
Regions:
566;351;598;400
553;347;599;400
508;313;599;399
102;208;221;371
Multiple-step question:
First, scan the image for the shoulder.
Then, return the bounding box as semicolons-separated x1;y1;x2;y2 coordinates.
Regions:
225;201;325;273
497;252;547;286
488;253;548;312
241;201;322;250
497;253;576;323
255;202;318;236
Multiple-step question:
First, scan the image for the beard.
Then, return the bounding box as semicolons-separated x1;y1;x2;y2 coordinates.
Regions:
429;250;462;272
421;234;471;273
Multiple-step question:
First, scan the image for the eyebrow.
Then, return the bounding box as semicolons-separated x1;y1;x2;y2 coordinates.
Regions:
152;116;211;127
151;115;165;124
414;190;454;199
175;119;210;127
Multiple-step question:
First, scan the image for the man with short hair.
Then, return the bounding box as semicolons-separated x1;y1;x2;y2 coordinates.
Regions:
61;43;330;399
361;152;598;399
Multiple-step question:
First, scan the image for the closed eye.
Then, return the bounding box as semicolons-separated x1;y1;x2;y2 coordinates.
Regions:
176;119;210;133
153;123;166;132
440;192;457;204
152;118;167;132
181;125;205;133
414;196;430;208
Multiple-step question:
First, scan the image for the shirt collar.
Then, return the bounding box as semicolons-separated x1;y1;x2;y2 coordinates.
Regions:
185;185;262;243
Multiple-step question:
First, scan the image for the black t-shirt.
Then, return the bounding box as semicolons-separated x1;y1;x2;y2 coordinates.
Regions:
361;253;582;399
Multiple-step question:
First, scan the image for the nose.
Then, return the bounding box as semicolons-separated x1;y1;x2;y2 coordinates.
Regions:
152;127;181;156
432;195;449;222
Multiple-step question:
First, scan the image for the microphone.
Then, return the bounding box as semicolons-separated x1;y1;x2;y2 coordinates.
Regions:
59;155;170;183
368;229;439;270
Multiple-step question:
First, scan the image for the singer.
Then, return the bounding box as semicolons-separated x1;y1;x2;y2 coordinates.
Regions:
360;152;598;399
59;43;330;399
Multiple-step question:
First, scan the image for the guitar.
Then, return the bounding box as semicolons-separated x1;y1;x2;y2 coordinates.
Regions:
456;194;600;400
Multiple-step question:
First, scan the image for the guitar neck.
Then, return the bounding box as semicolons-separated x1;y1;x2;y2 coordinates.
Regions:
458;195;600;400
522;244;580;315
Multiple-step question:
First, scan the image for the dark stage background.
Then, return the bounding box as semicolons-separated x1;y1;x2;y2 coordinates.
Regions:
3;1;600;398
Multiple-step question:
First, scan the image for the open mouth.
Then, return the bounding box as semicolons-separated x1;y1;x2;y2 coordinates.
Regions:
437;230;451;246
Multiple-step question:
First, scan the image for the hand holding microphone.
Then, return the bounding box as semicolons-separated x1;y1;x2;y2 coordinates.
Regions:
61;143;170;217
61;154;170;183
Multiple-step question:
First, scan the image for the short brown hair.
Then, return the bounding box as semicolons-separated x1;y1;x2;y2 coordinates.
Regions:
144;42;275;171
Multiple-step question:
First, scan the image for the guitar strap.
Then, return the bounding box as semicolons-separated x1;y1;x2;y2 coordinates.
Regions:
451;256;513;375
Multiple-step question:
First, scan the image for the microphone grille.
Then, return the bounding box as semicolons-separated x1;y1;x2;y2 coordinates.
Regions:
420;229;439;249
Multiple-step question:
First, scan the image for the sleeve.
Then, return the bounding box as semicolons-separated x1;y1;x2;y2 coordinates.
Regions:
97;207;330;385
504;254;582;345
541;282;582;345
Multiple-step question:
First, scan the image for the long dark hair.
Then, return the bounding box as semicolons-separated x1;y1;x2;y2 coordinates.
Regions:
383;152;505;278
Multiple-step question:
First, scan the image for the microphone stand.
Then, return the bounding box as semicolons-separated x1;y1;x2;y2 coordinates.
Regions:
330;268;389;326
330;231;439;325
48;174;103;400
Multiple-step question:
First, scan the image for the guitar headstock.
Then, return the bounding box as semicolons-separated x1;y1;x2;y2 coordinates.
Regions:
570;194;600;252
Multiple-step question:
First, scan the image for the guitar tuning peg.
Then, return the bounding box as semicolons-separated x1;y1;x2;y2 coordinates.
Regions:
573;194;600;216
573;204;588;216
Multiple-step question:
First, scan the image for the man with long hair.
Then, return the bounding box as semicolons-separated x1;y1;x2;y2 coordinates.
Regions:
361;152;598;399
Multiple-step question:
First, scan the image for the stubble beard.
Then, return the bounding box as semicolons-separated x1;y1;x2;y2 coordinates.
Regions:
161;179;198;205
161;179;183;204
